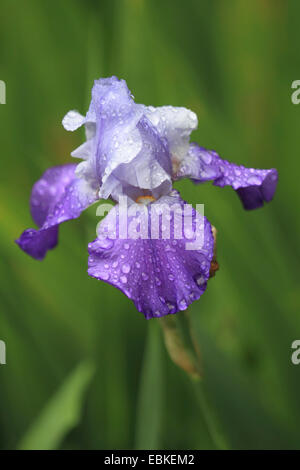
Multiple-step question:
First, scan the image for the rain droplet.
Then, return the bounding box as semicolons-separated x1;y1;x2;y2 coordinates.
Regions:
195;274;205;286
100;272;110;281
247;176;261;185
167;302;175;312
97;238;114;250
178;299;187;310
122;263;131;274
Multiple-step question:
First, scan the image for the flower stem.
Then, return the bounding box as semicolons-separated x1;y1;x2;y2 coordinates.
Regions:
159;312;229;450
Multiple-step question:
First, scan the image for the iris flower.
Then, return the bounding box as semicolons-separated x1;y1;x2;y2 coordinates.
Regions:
16;76;278;319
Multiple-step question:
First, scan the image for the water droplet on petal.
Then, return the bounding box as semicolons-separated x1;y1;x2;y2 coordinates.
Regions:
97;238;114;250
100;272;110;281
195;274;205;286
122;263;131;274
120;275;127;284
178;299;187;310
167;302;175;312
247;176;261;185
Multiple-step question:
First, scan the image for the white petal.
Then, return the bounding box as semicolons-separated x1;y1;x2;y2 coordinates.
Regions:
71;140;93;160
62;110;85;131
145;105;198;162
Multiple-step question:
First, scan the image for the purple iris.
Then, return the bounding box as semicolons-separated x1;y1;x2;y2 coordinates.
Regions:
16;76;278;319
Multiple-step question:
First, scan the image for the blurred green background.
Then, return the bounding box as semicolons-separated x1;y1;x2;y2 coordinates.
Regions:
0;0;299;450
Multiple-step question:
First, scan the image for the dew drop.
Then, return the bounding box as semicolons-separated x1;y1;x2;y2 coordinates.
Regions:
122;263;131;274
195;274;205;286
247;176;261;185
167;302;175;312
97;238;114;250
100;272;110;281
178;299;187;310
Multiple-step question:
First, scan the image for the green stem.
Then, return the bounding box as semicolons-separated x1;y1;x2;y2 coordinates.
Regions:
184;312;229;450
159;312;229;450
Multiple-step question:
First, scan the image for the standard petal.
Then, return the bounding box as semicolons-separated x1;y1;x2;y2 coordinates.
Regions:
176;143;278;210
16;165;99;260
145;105;198;167
100;116;172;200
88;191;214;319
64;77;175;201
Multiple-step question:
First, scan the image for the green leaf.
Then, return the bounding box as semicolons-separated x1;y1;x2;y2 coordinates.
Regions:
135;322;164;450
18;361;95;450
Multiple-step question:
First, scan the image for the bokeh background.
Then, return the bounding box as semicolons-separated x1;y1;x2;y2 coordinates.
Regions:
0;0;299;450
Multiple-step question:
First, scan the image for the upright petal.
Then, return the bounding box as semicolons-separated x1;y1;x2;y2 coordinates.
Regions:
16;165;99;260
91;78;173;199
176;143;278;210
88;191;214;319
101;116;172;201
63;77;174;201
145;105;198;167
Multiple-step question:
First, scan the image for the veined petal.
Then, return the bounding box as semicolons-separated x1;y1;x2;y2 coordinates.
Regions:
63;77;177;201
88;191;214;319
16;164;99;260
145;105;198;165
100;116;172;200
176;143;278;210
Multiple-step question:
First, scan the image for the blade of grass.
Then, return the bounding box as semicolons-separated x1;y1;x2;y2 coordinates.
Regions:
18;361;95;450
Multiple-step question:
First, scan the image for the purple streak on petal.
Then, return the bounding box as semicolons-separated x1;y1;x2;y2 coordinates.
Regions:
16;164;98;260
87;191;214;319
177;143;278;210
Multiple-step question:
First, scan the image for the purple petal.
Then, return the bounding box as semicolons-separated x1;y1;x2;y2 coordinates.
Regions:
16;164;99;260
64;76;173;201
87;191;214;319
177;144;278;210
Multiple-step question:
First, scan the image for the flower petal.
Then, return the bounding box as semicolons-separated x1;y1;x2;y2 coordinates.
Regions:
101;116;172;200
64;77;175;201
176;143;278;210
88;191;214;319
145;105;198;163
62;110;86;131
16;164;99;260
91;78;172;199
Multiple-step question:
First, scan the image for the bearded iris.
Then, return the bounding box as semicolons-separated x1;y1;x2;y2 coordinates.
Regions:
16;76;278;319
